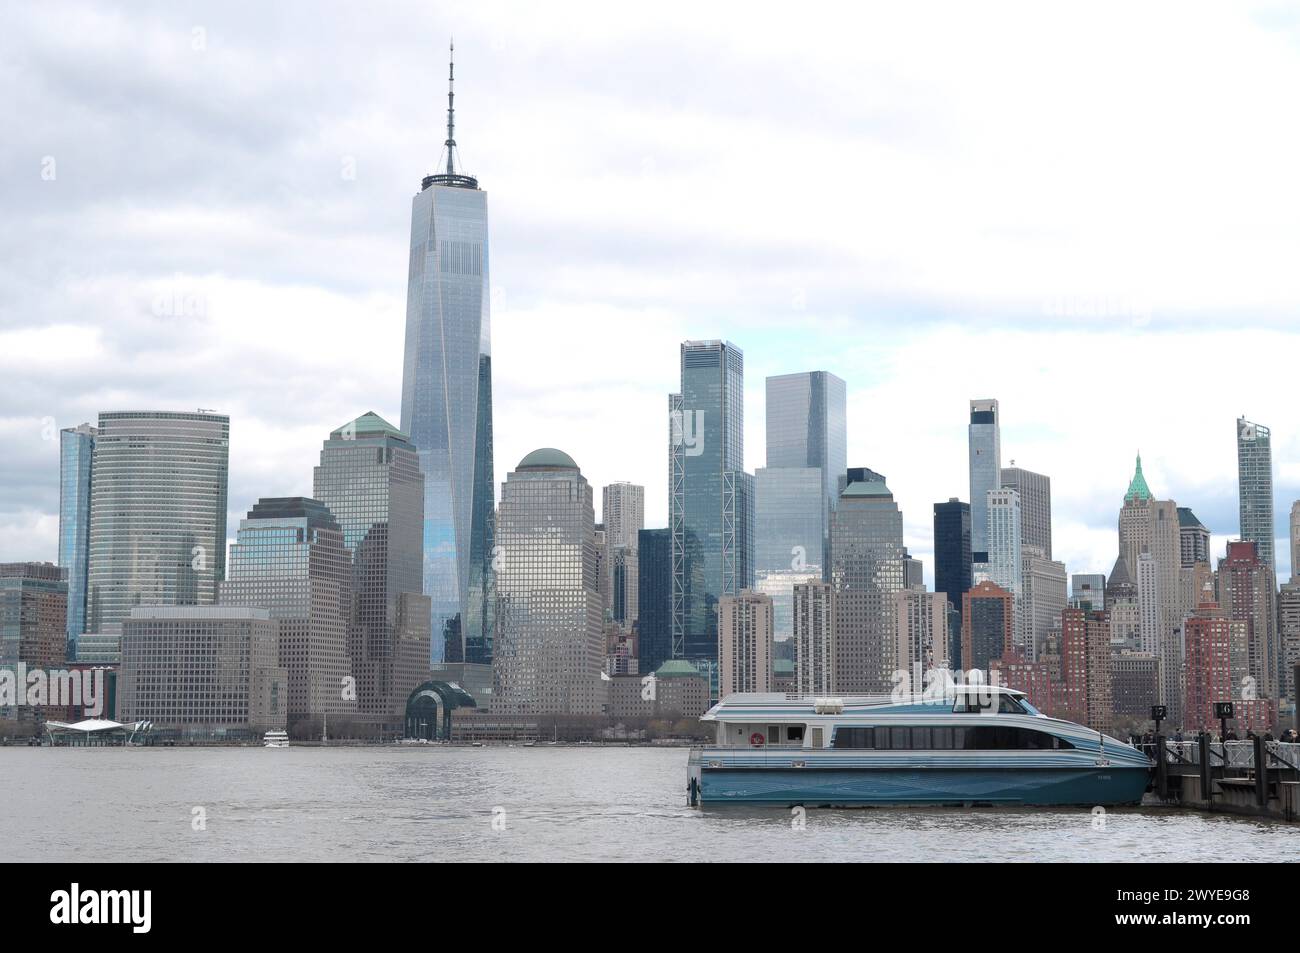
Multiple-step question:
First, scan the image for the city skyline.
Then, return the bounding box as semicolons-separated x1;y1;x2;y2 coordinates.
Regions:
5;3;1300;592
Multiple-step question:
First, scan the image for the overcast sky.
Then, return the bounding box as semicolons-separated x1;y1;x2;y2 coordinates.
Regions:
3;0;1299;585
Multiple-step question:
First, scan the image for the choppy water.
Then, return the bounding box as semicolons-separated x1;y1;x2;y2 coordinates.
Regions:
1;746;1295;862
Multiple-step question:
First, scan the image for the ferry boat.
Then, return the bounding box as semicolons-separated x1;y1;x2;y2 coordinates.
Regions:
263;729;289;748
687;686;1151;807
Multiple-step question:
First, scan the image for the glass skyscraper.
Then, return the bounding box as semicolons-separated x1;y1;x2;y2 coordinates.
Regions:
400;48;495;666
58;422;96;656
765;371;847;506
968;399;1001;564
933;497;971;666
637;528;672;674
314;413;430;726
669;340;752;684
85;411;229;633
1236;417;1274;571
220;497;356;728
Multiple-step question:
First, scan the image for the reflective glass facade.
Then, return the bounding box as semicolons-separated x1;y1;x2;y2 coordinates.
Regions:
313;414;430;723
1236;417;1274;571
669;341;752;681
492;452;606;716
637;528;672;674
765;371;847;505
220;497;356;726
754;466;825;642
400;178;495;666
58;423;96;655
85;412;229;632
968;399;1001;563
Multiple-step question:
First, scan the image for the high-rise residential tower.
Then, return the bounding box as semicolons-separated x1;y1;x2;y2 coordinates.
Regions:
492;449;606;716
314;413;430;727
400;46;496;666
220;498;357;729
1177;507;1211;568
1216;540;1278;703
829;472;905;693
602;483;644;636
985;488;1024;652
602;483;645;551
718;590;774;697
58;422;96;656
1290;500;1300;583
669;340;752;686
85;411;230;633
1000;466;1052;559
792;580;835;695
967;399;1001;564
1236;417;1274;572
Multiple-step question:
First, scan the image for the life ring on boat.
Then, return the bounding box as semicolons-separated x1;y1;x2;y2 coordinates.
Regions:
749;732;765;747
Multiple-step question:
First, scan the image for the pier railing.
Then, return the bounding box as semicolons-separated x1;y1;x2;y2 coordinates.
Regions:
1139;740;1300;770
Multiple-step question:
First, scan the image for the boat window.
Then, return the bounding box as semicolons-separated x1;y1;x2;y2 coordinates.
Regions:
932;726;954;749
998;695;1027;713
890;727;910;750
910;727;932;749
831;725;1072;750
787;726;804;742
831;727;874;749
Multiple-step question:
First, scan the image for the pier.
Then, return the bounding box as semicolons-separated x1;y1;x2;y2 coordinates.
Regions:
1141;737;1300;821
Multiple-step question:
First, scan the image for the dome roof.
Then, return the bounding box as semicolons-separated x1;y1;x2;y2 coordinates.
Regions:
517;447;579;471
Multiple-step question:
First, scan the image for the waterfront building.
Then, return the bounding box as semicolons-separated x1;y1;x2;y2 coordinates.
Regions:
399;47;495;665
58;423;96;655
118;606;286;735
1000;466;1052;559
829;473;905;693
718;591;774;696
313;413;430;728
219;497;356;730
0;562;68;671
85;411;229;632
792;580;835;695
1236;418;1274;571
492;449;607;716
669;340;753;687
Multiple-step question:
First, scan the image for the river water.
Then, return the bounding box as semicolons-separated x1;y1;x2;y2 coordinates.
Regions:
1;746;1294;862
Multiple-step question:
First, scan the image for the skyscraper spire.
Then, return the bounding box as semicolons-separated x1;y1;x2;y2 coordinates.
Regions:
445;39;456;176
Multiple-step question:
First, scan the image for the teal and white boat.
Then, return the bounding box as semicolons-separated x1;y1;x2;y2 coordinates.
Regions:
687;686;1151;807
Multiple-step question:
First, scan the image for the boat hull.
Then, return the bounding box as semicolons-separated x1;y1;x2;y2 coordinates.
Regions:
695;763;1150;807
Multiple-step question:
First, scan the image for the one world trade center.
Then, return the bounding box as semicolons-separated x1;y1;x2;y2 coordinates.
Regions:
400;43;495;665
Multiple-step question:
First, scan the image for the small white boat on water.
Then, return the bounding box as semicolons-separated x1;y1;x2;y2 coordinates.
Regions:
264;729;290;748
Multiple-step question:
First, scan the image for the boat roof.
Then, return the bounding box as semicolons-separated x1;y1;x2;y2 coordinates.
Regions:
704;687;1028;720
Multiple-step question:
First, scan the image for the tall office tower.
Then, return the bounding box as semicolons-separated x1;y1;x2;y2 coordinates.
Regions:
593;524;608;618
933;498;971;669
1021;546;1066;659
1110;650;1159;724
829;475;905;693
602;483;645;550
967;399;1001;564
1116;455;1181;724
492;449;606;715
399;47;495;667
961;581;1013;674
1291;501;1300;583
895;588;948;691
1061;607;1112;733
1176;507;1210;568
602;483;644;633
754;467;825;641
765;371;847;506
314;413;430;727
1135;552;1161;657
86;411;230;632
718;590;774;696
903;554;924;589
1000;466;1052;559
669;340;752;686
792;580;835;694
119;606;286;734
637;528;671;674
1183;601;1232;733
58;423;96;656
1070;573;1106;612
1235;418;1274;572
1277;581;1300;708
1216;540;1278;703
0;563;68;673
220;498;356;729
985;488;1024;652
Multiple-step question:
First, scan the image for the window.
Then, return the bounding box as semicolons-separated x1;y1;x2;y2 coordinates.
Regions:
831;724;1071;750
787;726;804;742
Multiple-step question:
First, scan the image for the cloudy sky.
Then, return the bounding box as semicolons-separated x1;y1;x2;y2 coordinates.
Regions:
3;0;1299;584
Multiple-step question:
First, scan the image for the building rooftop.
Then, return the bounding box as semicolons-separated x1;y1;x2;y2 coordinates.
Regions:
655;660;706;679
1124;453;1152;503
330;411;407;441
517;447;579;471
